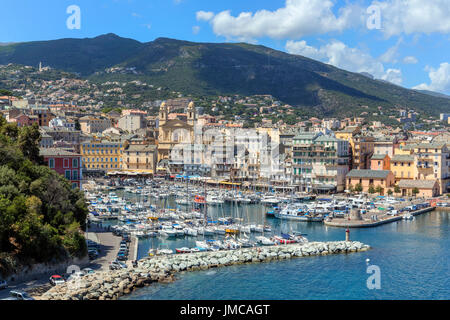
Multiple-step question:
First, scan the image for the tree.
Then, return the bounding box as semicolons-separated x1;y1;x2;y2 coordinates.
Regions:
394;185;401;196
348;184;354;193
355;183;363;193
387;189;393;196
74;119;81;131
412;187;420;197
368;185;376;194
18;123;43;164
375;185;383;195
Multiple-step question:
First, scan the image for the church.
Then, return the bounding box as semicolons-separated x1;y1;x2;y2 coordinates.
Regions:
157;100;197;162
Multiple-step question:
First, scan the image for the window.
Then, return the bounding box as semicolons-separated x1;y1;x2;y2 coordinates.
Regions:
73;170;78;180
49;158;55;168
72;158;78;168
65;170;71;180
63;159;69;168
71;183;78;189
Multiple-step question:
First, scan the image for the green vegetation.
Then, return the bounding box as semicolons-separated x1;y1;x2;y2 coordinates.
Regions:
355;183;363;193
0;119;88;276
1;34;449;118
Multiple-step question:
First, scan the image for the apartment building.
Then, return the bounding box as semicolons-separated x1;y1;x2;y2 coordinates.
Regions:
79;116;112;134
292;133;350;193
80;137;124;172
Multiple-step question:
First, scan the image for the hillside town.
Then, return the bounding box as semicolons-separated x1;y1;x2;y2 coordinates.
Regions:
1;84;450;198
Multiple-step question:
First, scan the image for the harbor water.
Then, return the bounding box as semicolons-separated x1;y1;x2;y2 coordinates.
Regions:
117;191;449;300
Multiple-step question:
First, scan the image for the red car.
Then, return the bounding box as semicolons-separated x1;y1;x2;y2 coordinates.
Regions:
49;275;65;286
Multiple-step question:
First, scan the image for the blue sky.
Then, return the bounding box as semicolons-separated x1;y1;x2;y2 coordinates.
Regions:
1;0;450;94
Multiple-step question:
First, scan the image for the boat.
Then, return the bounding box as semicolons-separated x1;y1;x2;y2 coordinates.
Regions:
403;213;414;220
175;247;192;254
256;236;276;246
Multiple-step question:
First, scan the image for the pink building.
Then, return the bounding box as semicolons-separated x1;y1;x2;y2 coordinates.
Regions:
40;148;82;189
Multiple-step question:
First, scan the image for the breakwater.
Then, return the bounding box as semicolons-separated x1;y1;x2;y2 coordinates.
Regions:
38;241;370;300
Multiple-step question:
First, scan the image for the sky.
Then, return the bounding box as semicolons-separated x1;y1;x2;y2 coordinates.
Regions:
1;0;450;95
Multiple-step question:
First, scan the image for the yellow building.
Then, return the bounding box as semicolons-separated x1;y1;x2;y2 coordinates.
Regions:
391;154;415;182
405;142;449;194
80;137;124;172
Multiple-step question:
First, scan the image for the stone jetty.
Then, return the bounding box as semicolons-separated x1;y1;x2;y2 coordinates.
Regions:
38;241;370;300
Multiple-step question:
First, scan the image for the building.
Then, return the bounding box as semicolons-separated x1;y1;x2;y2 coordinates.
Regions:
404;142;450;194
118;114;147;132
373;136;396;158
122;143;158;174
80;137;124;172
40;148;82;189
79;116;112;134
336;127;374;169
30;107;54;126
346;169;395;194
41;126;82;152
157;101;196;162
352;135;375;169
390;154;415;182
397;179;440;198
370;154;390;171
292;133;350;193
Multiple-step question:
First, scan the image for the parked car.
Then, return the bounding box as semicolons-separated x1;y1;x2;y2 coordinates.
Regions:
82;268;95;275
0;279;7;290
2;290;34;300
109;260;127;270
117;253;127;261
49;275;66;286
88;249;99;259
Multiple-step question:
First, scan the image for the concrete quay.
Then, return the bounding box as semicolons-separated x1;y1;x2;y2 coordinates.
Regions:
324;207;435;228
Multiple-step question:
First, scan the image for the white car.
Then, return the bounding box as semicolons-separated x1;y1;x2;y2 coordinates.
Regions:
2;290;34;300
0;279;7;289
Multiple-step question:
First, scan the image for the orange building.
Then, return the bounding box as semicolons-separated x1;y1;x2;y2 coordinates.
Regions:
346;169;395;194
370;154;390;170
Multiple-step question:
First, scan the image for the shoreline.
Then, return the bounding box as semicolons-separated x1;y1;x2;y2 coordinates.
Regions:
37;240;370;300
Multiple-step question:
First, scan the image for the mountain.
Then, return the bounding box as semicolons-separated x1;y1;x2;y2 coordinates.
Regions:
1;33;449;117
0;34;144;75
415;89;450;100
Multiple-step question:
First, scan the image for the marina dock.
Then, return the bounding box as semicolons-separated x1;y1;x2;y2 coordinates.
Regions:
324;207;435;228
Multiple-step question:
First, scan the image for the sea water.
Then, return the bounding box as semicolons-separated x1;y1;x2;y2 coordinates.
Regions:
120;197;449;300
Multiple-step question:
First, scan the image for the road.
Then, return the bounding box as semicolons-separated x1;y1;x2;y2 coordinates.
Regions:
0;222;123;299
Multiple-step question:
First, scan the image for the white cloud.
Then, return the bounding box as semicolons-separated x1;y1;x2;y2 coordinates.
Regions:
414;63;450;93
192;26;200;35
286;39;403;85
381;68;403;85
379;38;402;63
286;40;382;77
403;56;418;64
197;0;364;41
373;0;450;37
196;11;214;22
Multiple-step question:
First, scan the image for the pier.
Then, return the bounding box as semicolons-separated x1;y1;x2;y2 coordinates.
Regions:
37;240;370;300
324;207;435;228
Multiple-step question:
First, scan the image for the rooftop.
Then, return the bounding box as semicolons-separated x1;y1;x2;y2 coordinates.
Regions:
398;179;438;189
346;169;391;179
39;147;80;157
